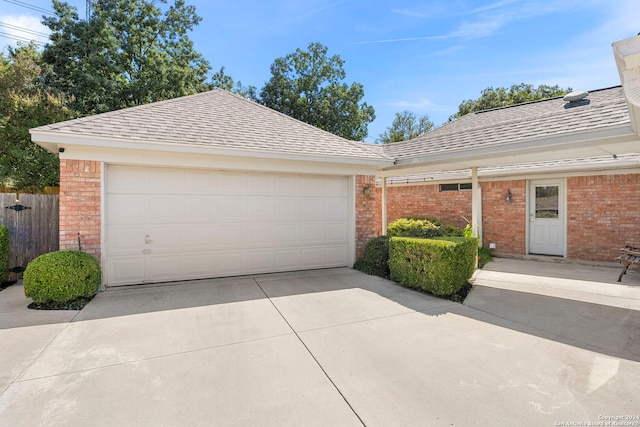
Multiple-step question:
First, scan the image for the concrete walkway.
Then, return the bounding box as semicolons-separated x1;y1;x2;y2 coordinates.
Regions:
0;263;638;426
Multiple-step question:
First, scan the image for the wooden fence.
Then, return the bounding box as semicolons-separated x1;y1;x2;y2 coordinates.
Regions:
0;193;59;279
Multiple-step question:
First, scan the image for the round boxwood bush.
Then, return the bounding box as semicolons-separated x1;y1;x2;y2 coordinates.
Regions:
24;250;101;303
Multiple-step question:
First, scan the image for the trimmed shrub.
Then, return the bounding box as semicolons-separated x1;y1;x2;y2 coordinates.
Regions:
0;225;8;283
24;250;101;303
478;245;493;268
354;236;389;278
389;236;477;297
387;217;463;239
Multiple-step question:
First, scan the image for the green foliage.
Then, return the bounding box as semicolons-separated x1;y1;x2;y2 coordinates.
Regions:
210;66;258;100
42;0;210;115
353;236;389;278
0;226;8;283
259;42;375;141
377;110;434;143
478;245;493;268
387;217;463;239
0;43;76;189
23;250;101;303
452;83;572;119
389;237;477;297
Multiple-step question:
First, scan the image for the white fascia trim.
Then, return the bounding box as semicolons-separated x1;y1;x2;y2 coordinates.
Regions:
383;124;637;172
29;130;395;168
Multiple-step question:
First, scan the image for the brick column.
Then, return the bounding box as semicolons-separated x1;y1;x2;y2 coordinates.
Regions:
355;175;380;259
59;159;102;262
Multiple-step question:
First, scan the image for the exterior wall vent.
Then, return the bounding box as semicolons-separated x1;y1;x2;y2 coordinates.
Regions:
563;90;590;108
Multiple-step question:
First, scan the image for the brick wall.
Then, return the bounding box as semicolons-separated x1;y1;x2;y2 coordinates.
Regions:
59;159;102;262
480;180;527;256
355;175;380;259
568;174;640;261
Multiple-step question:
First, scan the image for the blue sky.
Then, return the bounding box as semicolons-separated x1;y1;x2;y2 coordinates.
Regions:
1;0;638;142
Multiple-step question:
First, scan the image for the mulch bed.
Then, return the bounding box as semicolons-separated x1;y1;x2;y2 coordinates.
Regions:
28;295;95;311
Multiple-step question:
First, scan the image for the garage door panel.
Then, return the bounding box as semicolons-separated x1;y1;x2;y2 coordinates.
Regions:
325;198;348;220
107;195;146;225
182;196;215;222
146;196;183;223
107;166;148;193
215;251;247;276
300;247;323;268
181;253;215;278
247;225;275;246
300;199;323;219
325;223;347;242
146;254;182;281
148;168;184;194
300;224;322;243
247;198;275;221
217;197;247;221
109;256;145;284
107;226;145;253
325;246;348;265
219;171;248;194
181;226;217;250
276;198;299;220
248;173;275;195
106;166;351;286
184;169;218;194
275;249;300;270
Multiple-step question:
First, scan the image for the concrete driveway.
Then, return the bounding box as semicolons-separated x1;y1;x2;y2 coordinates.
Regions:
0;264;638;426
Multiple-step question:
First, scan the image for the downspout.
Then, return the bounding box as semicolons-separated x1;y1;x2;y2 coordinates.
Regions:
612;35;640;135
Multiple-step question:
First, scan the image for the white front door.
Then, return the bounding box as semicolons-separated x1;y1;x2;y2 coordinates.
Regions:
528;179;565;256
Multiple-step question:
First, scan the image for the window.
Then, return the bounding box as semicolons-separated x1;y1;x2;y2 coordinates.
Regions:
439;183;472;192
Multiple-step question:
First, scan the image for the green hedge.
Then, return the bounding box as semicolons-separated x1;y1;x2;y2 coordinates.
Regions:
24;250;101;303
0;225;8;283
387;217;463;239
389;236;477;297
354;236;389;278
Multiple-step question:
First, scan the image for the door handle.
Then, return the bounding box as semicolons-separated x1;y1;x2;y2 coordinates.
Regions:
145;235;152;244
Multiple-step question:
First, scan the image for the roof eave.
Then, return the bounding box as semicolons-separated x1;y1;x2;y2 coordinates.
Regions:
613;35;640;135
377;124;639;176
30;130;395;168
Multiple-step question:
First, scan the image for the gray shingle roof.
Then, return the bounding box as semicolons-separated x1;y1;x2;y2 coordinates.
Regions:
383;86;631;160
32;89;392;162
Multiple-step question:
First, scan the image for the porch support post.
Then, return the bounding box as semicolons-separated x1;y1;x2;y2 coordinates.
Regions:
381;176;388;236
471;167;480;245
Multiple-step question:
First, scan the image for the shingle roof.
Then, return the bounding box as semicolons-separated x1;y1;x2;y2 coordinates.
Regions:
32;89;392;162
383;86;631;160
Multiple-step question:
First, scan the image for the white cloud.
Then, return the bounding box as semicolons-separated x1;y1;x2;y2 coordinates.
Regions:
0;14;49;50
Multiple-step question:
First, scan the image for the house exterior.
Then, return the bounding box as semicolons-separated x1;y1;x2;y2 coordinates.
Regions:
30;35;640;288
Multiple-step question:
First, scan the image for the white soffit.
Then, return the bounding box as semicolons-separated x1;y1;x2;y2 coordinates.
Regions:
613;35;640;134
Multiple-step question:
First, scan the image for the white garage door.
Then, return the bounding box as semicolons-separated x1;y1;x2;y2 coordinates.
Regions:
105;165;351;286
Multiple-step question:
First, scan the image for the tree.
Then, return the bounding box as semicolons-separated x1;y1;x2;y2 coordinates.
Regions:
210;66;258;100
452;83;572;119
259;42;375;141
377;110;434;143
0;44;77;189
42;0;210;115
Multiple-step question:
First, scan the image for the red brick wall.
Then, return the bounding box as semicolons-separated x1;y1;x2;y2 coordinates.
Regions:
355;175;380;258
59;159;102;262
384;184;471;228
480;180;527;256
568;174;640;261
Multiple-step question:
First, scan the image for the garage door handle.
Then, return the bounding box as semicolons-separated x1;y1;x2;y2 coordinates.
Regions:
143;249;152;254
145;235;152;244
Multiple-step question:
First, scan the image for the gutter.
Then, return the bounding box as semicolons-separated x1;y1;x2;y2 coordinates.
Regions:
613;35;640;135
